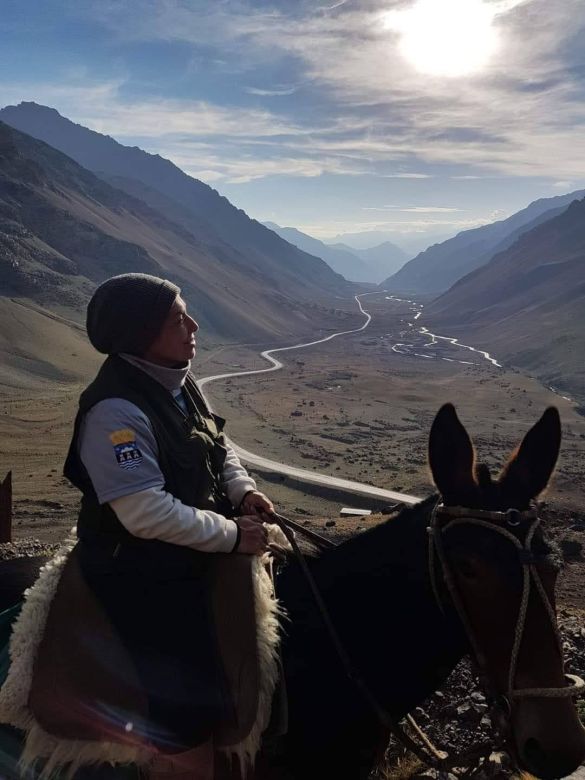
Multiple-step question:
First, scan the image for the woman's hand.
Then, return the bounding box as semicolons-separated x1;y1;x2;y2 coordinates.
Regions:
234;515;268;555
239;490;274;519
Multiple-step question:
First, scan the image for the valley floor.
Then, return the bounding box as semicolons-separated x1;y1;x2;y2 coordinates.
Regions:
0;293;583;610
1;293;583;779
200;293;585;610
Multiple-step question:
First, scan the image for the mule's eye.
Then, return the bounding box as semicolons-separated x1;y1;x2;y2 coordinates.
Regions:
454;555;480;582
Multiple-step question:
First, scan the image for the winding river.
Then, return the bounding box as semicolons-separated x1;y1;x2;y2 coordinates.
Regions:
196;290;552;506
384;295;503;367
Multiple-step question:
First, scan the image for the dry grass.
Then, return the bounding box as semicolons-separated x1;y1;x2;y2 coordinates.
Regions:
373;750;424;779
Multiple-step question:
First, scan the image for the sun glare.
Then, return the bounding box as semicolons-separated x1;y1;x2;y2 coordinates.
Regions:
383;0;499;78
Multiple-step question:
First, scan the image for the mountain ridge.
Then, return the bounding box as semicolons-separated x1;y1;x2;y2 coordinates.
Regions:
0;119;356;387
424;197;585;402
263;222;373;282
381;188;585;294
0;102;346;296
264;222;409;282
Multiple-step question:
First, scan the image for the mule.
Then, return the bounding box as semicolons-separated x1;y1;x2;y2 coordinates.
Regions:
1;404;584;779
250;404;584;780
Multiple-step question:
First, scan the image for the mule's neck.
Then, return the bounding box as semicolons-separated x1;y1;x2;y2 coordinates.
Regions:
279;497;467;744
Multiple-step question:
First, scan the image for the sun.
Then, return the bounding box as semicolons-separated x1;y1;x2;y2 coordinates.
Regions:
383;0;499;78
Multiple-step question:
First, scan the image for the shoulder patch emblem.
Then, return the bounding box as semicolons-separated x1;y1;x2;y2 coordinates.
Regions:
109;429;143;470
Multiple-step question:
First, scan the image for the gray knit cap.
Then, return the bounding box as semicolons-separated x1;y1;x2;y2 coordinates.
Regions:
87;273;181;355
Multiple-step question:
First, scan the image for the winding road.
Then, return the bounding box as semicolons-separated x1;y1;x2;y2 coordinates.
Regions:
196;291;512;507
197;293;421;507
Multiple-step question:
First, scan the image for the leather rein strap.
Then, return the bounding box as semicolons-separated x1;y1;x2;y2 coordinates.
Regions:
270;512;487;771
271;507;585;773
428;504;585;709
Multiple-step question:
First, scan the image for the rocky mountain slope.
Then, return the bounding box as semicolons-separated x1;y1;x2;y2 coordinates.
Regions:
0;102;346;297
382;189;585;294
424;198;585;401
0;120;351;389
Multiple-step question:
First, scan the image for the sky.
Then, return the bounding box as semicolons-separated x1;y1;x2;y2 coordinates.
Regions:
1;0;585;250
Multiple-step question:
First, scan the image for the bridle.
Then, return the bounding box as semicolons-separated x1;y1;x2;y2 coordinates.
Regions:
271;503;585;774
427;503;585;740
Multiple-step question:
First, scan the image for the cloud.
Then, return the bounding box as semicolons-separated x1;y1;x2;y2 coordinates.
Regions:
362;206;463;212
318;1;351;10
189;169;225;183
172;152;355;184
244;86;298;96
383;173;434;179
490;0;533;15
7;0;585;186
295;215;494;239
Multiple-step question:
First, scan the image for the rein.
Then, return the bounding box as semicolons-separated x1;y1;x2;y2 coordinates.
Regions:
428;504;585;725
270;512;452;768
271;506;585;775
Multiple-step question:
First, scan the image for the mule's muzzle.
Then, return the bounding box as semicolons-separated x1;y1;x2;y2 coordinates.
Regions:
520;736;585;780
513;697;585;780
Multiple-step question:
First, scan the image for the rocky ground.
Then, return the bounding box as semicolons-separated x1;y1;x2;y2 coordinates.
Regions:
292;508;585;779
378;608;585;779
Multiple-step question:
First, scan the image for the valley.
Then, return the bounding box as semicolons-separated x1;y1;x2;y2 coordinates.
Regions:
2;293;583;610
201;294;585;513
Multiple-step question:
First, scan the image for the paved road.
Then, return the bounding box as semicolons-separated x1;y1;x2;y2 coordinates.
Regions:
197;293;421;506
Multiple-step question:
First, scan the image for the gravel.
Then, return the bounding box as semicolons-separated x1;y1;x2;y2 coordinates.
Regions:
0;538;59;561
378;611;585;778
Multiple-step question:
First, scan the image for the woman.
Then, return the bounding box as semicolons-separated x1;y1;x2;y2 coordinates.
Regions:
63;272;274;779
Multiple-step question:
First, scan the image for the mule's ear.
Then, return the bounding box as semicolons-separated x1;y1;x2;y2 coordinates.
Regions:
429;404;476;504
499;407;561;504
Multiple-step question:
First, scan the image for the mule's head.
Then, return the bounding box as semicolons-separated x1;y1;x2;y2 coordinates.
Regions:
428;403;585;779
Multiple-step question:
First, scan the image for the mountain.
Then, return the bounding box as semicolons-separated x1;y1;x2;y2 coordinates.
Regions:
264;223;409;282
0;102;347;298
263;222;373;282
0;120;351;388
324;229;450;256
424;198;585;402
381;189;585;294
328;241;409;281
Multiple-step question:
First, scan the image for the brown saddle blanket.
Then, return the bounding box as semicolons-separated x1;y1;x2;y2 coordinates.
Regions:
29;545;260;749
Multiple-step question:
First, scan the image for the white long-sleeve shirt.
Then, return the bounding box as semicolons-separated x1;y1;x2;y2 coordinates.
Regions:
78;356;256;553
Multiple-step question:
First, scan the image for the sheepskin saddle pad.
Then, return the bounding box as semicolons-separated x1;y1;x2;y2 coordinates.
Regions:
0;528;287;779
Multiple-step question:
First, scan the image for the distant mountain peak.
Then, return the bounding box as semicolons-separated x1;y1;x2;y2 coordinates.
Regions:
263;222;410;283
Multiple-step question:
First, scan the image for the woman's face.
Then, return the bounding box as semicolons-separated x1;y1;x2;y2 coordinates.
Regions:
142;296;199;367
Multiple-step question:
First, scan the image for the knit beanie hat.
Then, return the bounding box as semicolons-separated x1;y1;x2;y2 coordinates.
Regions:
87;273;181;355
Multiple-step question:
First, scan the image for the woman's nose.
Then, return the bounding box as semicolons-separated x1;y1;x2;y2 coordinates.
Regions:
189;317;198;333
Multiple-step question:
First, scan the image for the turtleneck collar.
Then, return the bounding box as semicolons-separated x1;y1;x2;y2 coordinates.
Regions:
119;353;190;393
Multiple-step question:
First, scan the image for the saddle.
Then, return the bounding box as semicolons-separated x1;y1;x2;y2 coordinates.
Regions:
29;545;262;749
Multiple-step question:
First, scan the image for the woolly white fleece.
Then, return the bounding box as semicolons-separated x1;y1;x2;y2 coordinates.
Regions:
0;526;289;779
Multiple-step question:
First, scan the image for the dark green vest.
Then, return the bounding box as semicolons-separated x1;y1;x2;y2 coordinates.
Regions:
64;355;233;543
